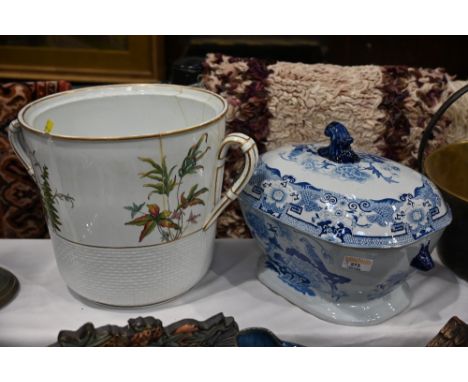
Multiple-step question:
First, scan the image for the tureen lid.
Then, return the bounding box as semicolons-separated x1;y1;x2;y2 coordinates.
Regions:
240;122;452;248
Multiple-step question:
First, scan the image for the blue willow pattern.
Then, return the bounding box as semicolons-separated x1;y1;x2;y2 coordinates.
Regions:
241;159;451;248
246;210;350;301
281;144;401;184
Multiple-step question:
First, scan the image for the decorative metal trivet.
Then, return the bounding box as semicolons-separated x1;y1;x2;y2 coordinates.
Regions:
427;316;468;346
50;313;301;347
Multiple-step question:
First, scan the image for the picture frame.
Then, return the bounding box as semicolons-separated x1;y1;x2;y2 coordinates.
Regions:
0;35;164;83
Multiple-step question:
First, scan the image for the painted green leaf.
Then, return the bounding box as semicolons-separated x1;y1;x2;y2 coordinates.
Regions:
125;214;152;226
179;184;208;210
187;184;198;198
159;210;172;219
187;197;205;207
141;156;179;197
193;186;209;198
124;202;145;218
168;165;176;179
147;204;161;218
41;166;62;232
178;133;210;178
138;157;163;173
139;220;157;242
143;183;166;195
159;219;179;229
55;192;75;208
140;174;164;182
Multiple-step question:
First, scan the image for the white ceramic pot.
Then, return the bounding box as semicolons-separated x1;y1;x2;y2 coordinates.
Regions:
9;84;258;306
239;122;451;325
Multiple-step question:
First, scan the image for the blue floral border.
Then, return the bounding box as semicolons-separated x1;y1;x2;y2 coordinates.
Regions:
240;162;452;249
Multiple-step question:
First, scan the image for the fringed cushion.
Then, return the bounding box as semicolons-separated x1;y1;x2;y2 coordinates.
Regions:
202;54;468;238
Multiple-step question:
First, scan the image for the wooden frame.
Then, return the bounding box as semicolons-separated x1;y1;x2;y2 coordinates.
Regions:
0;36;164;83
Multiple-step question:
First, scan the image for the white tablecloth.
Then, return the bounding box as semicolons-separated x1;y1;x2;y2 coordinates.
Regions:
0;239;467;346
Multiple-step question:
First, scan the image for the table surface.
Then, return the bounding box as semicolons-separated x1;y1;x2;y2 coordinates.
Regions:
0;239;467;346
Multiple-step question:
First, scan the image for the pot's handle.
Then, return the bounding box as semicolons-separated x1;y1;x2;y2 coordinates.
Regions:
417;83;468;173
8;119;35;178
203;133;259;231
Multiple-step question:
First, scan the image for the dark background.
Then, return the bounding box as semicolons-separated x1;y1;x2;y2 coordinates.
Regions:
167;36;468;80
1;36;467;83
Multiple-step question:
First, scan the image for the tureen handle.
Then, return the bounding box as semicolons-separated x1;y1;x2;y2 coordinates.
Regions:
410;242;435;272
318;122;360;164
8;119;36;179
203;133;259;231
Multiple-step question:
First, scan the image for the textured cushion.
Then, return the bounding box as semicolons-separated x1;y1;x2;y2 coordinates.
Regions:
0;81;72;238
202;54;468;238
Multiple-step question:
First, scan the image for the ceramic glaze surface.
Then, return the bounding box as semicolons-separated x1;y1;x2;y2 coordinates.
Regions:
241;205;443;325
242;144;451;248
9;84;258;306
20;111;224;247
52;226;216;306
20;85;225;138
238;122;451;325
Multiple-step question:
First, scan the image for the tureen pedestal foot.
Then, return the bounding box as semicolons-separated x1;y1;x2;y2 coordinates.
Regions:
257;256;411;326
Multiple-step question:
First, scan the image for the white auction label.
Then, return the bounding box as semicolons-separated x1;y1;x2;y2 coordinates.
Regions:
342;256;374;272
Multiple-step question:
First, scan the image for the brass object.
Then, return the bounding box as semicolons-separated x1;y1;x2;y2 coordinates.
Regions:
424;141;468;204
424;141;468;280
418;84;468;281
0;267;19;309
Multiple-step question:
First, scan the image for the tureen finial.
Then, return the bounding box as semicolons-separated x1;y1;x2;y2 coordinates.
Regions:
318;122;360;164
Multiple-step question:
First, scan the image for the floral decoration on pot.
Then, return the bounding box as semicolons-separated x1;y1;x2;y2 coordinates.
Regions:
124;133;210;243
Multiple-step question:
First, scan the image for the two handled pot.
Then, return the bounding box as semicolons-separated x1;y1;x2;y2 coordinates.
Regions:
8;84;258;306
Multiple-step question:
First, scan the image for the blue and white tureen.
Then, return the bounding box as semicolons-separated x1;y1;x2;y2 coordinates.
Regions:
239;122;452;326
